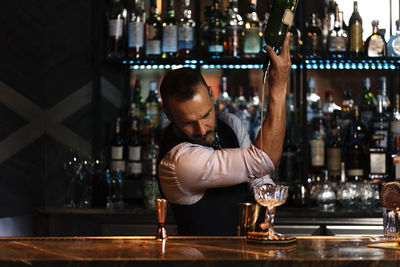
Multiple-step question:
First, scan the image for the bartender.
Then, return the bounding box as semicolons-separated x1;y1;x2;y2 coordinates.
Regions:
157;33;292;236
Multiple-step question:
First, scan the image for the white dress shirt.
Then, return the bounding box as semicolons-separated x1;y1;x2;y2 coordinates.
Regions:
158;112;275;205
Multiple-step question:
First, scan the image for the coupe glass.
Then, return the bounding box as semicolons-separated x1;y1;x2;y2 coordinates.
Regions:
253;184;289;238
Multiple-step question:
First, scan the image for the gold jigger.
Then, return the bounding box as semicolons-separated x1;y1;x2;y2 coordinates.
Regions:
237;203;262;236
156;198;168;241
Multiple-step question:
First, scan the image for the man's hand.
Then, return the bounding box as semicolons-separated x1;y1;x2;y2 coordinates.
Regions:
264;32;292;97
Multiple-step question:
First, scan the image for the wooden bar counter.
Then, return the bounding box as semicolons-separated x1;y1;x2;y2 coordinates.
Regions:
0;236;399;266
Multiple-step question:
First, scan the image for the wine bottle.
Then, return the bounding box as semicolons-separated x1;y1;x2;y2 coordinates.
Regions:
262;0;298;71
106;0;126;58
145;0;162;59
309;101;326;177
328;4;348;57
110;117;126;172
126;108;142;180
208;0;225;58
127;0;145;58
348;1;363;57
162;0;178;58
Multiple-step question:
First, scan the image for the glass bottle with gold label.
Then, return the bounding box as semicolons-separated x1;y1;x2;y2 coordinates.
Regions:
365;20;387;57
243;0;262;57
348;1;363;57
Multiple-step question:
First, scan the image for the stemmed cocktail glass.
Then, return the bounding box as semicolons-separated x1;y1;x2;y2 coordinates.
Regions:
252;184;289;240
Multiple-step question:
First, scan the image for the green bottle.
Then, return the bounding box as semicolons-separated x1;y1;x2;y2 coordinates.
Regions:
262;0;298;71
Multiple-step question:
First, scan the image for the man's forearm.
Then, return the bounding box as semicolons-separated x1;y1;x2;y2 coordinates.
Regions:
254;85;286;167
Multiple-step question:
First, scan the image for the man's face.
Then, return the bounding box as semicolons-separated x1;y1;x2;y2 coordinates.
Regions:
166;83;216;146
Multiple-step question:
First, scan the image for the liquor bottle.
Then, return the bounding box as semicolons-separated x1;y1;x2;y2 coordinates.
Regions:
327;110;343;181
162;0;178;58
372;98;390;150
289;24;301;58
106;0;126;58
303;13;323;58
376;77;391;117
309;101;326;177
388;19;400;57
243;0;262;57
110;117;126;172
365;20;387;57
348;1;363;57
358;77;376;129
234;86;251;133
369;135;388;182
145;81;160;128
208;0;225;58
224;0;244;58
127;0;145;58
322;90;341;125
216;76;232;113
321;6;331;52
390;94;400;152
126;107;142;180
178;0;195;57
200;6;212;57
328;5;348;57
142;128;161;211
279;131;299;183
145;0;162;58
391;136;400;181
261;0;298;71
341;89;354;130
345;107;366;181
306;77;321;125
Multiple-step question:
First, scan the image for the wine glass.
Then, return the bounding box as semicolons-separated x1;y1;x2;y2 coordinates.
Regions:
253;184;289;239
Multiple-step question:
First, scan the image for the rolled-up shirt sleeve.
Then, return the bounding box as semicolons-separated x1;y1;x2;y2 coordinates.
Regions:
159;142;275;205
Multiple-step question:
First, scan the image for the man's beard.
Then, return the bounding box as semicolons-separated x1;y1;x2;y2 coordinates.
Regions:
191;130;216;146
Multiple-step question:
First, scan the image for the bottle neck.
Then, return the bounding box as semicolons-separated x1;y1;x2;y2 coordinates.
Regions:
166;0;175;19
372;25;379;35
397;23;400;34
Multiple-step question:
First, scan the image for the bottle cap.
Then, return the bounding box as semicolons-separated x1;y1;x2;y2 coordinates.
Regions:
371;20;379;26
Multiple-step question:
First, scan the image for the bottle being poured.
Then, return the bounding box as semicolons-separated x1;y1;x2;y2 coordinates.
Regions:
259;0;299;179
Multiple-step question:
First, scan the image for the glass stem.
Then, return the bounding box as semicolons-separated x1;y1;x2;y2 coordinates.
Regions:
266;206;276;237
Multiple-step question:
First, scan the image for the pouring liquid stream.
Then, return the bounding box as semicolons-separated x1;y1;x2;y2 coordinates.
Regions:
260;68;269;179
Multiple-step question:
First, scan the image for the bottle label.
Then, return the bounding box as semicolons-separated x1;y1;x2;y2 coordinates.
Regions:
178;25;194;49
392;37;400;55
282;9;294;27
162;25;178;53
208;45;224;53
127;162;142;175
129;146;141;161
370;153;386;174
373;128;389;148
110;160;125;172
396;162;400;180
327;147;341;175
128;21;144;48
348;168;363;176
244;28;261;54
310;139;325;167
109;19;123;37
147;102;160;126
148;25;160;40
143;179;161;210
350;22;363;52
146;40;161;55
368;37;385;57
391;121;400;135
111;146;123;160
329;36;347;52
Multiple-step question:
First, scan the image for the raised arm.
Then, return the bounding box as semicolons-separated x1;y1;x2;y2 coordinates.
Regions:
254;32;291;167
